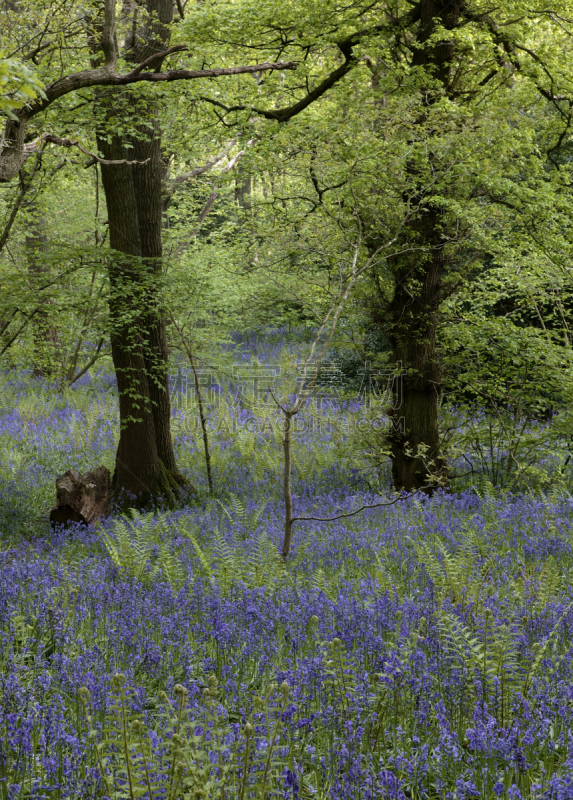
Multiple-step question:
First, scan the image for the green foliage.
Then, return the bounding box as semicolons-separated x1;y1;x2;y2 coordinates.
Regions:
438;604;570;726
81;675;293;800
98;513;186;589
185;526;285;595
0;56;45;118
217;493;267;540
440;262;573;490
99;515;158;585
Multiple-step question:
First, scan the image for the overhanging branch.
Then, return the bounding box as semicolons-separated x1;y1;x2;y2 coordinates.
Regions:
24;133;151;166
0;60;296;182
30;60;297;115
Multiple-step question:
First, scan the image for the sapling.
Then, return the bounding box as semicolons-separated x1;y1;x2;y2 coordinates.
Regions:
170;312;214;493
268;234;426;558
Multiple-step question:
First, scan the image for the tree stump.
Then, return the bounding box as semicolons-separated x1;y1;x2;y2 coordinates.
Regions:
50;466;111;528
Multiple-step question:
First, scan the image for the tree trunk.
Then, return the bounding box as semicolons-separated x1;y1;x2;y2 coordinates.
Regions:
235;166;252;211
131;123;186;485
97;114;188;504
384;0;461;492
91;0;191;504
387;208;445;492
25;211;60;377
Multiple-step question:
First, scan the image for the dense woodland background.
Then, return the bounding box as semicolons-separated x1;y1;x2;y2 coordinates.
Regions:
5;4;573;798
3;0;573;502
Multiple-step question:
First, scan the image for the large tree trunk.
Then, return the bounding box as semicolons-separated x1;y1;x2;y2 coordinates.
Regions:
130;122;185;484
387;209;445;492
97;114;188;504
93;0;190;504
384;0;461;492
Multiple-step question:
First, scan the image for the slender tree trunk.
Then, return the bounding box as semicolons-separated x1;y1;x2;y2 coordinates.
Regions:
282;412;294;558
235;166;252;211
26;211;59;377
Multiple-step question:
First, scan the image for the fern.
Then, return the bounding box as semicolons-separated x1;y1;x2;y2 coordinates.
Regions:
437;609;520;712
532;556;564;613
309;567;337;601
437;605;569;725
82;675;294;800
371;549;394;595
157;543;186;592
213;528;240;592
183;529;214;583
522;604;571;698
217;492;268;540
244;532;284;590
323;638;357;711
473;475;496;499
182;526;285;594
99;515;157;584
411;536;472;606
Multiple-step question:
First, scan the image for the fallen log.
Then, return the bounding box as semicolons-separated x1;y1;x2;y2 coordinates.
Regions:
49;466;110;528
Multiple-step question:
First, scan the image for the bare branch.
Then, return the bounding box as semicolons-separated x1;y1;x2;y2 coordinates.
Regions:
130;45;188;76
68;338;105;386
173;139;256;254
292;489;425;523
165;140;236;203
24;133;150;167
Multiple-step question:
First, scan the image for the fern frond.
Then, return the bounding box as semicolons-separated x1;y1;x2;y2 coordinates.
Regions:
246;533;284;589
248;499;268;535
522;604;571;697
158;543;186;591
185;532;214;581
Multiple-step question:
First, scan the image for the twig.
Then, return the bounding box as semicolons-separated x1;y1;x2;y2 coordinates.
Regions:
292;487;426;523
68;338;105;386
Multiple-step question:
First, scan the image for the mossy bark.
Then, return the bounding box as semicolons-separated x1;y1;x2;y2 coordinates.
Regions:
97;109;190;506
384;0;462;493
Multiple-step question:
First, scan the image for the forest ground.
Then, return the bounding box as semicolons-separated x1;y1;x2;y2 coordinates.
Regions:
1;336;573;799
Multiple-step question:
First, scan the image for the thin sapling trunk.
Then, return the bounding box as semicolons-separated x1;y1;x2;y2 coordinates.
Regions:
170;314;214;494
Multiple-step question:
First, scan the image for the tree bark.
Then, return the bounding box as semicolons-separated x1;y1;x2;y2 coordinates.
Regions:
25;211;60;377
97;113;186;503
384;0;461;492
92;0;191;504
387;208;445;491
131;122;185;485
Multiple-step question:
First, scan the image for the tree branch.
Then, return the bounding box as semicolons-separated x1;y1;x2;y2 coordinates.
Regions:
292;488;424;523
163;140;236;210
24;133;151;166
68;338;105;386
130;45;188;76
173;139;256;255
102;0;117;71
30;61;296;116
199;39;356;122
0;61;295;182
